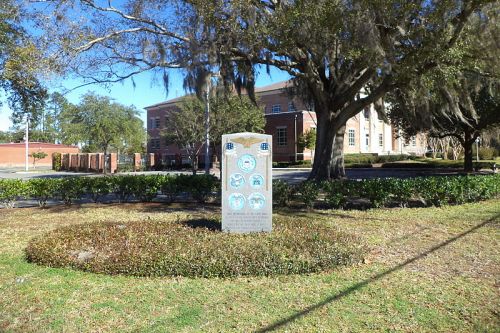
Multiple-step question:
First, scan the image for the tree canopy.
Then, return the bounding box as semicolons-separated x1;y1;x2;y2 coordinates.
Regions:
0;1;48;128
59;93;145;155
29;0;493;179
164;93;265;174
388;4;500;171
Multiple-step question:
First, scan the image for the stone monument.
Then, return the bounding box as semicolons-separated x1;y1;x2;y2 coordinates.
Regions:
222;132;272;233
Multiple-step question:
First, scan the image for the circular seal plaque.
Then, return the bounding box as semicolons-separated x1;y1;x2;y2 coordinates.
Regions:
249;174;264;189
248;193;266;210
237;154;257;173
229;173;245;189
228;193;246;211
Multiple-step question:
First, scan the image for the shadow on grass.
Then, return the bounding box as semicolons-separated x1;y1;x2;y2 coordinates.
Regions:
137;201;221;214
256;213;500;333
182;218;222;231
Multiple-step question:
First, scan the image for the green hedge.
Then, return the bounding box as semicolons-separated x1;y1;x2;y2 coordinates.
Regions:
2;174;498;209
272;154;414;168
0;174;219;207
382;160;496;170
272;174;500;209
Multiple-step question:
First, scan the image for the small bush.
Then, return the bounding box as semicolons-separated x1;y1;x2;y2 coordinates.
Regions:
359;179;392;208
0;179;28;208
188;174;218;203
478;147;496;160
28;178;58;207
111;175;138;203
82;177;113;203
160;174;181;203
323;180;350;209
295;181;320;210
134;174;163;202
52;152;62;171
389;178;416;207
273;180;294;207
56;177;85;205
25;216;365;278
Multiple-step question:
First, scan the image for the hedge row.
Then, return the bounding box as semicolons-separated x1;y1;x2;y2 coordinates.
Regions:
0;174;219;208
381;160;496;170
274;174;500;209
1;174;498;209
272;154;416;168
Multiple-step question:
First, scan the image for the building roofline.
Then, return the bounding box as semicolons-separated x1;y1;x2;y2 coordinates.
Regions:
144;80;293;110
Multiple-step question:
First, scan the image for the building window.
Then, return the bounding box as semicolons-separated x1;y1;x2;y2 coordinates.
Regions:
379;133;383;147
348;129;355;146
411;136;417;147
363;109;370;119
151;139;160;150
154;117;161;129
365;133;370;146
272;104;281;114
277;127;287;146
288;101;295;112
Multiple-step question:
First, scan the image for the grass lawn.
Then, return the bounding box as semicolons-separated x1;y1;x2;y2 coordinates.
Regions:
1;201;499;332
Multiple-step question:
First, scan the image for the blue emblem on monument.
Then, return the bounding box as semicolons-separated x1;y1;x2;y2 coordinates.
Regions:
226;142;234;150
249;174;264;189
237;154;257;173
260;143;269;151
229;173;245;189
248;193;266;210
228;193;245;211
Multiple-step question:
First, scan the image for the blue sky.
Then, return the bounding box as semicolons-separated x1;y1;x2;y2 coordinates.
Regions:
0;67;291;131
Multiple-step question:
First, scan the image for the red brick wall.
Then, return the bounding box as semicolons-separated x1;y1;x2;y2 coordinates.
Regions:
0;143;79;167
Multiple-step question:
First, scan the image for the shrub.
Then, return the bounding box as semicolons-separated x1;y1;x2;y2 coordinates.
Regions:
0;179;28;208
323;180;349;209
358;179;392;208
389;178;416;207
134;174;163;202
478;147;496;160
160;174;181;203
272;180;294;207
52;152;62;171
295;181;320;210
55;177;85;205
82;177;113;203
25;216;365;278
28;178;58;207
188;174;218;203
111;175;138;203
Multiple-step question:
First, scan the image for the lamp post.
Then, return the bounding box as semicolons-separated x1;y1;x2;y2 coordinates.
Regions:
475;137;480;161
24;114;30;172
204;80;211;175
294;114;298;163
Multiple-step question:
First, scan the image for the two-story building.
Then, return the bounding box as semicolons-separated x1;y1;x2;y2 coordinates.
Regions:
145;81;426;166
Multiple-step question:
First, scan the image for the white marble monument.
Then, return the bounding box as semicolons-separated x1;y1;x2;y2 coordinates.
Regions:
222;132;272;233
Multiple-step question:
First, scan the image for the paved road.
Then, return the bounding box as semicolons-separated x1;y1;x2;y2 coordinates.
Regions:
1;166;491;183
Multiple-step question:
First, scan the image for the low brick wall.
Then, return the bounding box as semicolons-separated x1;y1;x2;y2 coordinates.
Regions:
0;142;79;168
56;153;155;174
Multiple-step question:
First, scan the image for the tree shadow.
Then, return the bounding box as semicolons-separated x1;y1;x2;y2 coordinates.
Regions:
181;218;222;231
255;213;500;333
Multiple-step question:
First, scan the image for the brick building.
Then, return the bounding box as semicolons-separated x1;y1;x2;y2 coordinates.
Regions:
0;142;79;167
145;81;426;164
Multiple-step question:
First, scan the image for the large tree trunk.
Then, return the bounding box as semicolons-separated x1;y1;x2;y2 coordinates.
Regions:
191;154;198;175
463;129;477;172
330;125;346;179
463;140;473;172
309;112;337;181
